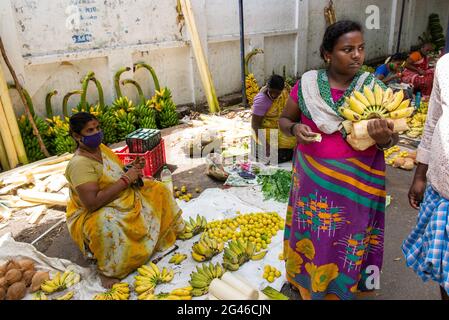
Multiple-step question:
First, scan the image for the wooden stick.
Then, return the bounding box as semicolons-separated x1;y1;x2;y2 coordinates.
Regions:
27;205;47;224
0;37;49;158
17;189;68;206
0;98;19;168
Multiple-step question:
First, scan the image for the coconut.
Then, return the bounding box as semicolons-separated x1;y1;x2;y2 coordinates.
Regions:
0;277;7;290
31;271;50;292
5;269;22;286
23;270;36;287
17;259;35;272
0;287;5;300
6;281;26;300
6;260;21;272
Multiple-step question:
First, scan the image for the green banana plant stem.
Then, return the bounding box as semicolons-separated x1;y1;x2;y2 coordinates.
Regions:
134;62;161;95
45;90;58;119
114;67;131;99
244;49;264;76
63;90;83;118
90;77;105;110
122;79;145;105
7;83;36;117
80;71;95;108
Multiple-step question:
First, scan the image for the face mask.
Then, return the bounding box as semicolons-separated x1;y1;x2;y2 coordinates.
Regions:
81;130;103;149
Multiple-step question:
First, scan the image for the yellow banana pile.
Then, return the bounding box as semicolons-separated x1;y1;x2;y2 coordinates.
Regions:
169;253;188;265
406;101;428;138
93;283;130;300
134;262;174;300
339;85;414;121
222;239;267;272
141;287;193;300
54;291;75;300
245;74;260;106
177;215;208;240
191;235;224;262
189;263;224;297
40;270;81;294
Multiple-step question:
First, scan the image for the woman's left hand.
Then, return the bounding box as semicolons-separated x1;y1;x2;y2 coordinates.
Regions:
367;119;394;145
132;156;146;169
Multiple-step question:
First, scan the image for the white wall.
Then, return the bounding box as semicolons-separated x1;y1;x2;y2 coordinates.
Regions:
1;0;448;118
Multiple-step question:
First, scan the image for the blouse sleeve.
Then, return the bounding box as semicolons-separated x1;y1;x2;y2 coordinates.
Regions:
66;157;101;188
290;80;300;104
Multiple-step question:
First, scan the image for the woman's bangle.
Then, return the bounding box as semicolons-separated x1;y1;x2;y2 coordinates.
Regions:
120;175;131;187
289;123;299;136
376;138;394;151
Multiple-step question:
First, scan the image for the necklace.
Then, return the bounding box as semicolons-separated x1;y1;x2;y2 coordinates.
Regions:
77;148;103;164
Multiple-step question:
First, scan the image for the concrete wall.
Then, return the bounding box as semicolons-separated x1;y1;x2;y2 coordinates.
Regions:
0;0;448;118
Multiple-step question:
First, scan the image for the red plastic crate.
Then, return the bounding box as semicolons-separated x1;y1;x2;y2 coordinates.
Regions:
115;139;166;177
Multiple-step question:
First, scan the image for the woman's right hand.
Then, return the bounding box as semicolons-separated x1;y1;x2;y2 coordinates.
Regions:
293;124;318;145
408;176;427;210
124;166;143;184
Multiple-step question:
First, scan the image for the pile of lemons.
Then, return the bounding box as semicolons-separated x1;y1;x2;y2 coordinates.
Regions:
263;265;282;283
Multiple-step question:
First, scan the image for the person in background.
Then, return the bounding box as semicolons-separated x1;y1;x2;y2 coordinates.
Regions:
251;75;296;164
375;53;407;85
279;21;398;300
402;53;449;300
65;112;183;288
401;43;436;96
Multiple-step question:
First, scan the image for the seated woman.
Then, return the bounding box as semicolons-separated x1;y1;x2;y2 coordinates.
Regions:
251;75;296;164
65;112;183;288
401;43;436;96
375;53;406;85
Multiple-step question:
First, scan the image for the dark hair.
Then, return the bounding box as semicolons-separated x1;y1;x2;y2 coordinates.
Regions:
390;52;407;61
267;75;285;91
320;20;363;60
69;112;98;137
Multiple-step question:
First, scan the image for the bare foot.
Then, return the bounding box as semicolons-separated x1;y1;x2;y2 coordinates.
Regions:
99;274;120;289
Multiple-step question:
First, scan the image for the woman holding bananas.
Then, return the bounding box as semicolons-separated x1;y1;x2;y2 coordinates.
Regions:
65;112;183;288
251;75;296;164
279;21;398;300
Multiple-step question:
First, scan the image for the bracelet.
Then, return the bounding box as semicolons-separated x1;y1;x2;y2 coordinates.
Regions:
289;123;299;136
120;175;131;186
376;138;394;151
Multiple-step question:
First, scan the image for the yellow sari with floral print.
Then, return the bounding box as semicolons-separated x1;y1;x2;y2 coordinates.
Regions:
65;144;181;279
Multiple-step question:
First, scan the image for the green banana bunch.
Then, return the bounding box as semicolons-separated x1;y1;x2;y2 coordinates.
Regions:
40;270;81;294
94;283;130;300
152;87;179;129
46;116;76;155
189;262;224;297
177;215;208;241
169;253;188;265
222;239;267;271
112;97;137;141
134;100;158;129
191;235;224;262
18;114;53;162
134;262;174;300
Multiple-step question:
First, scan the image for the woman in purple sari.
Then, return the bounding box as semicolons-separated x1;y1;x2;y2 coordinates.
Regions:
279;21;398;300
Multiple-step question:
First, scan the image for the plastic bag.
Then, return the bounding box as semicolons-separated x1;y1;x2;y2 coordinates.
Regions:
205;153;229;181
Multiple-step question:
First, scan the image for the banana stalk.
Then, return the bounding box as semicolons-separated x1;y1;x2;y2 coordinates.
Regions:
244;49;264;76
180;0;220;113
114;67;131;98
63;90;83;118
134;63;161;94
0;37;32;162
8;83;36;116
79;71;95;109
45;90;58;119
90;77;105;110
122;79;146;105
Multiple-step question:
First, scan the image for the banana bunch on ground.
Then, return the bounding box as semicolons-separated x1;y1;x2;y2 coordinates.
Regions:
339;85;414;121
134;100;158;129
46;116;76;155
18;114;52;162
223;240;267;271
40;270;81;294
152;88;179;129
169;253;188;265
112;97;137;141
245;73;260;106
93;283;130;300
134;263;174;300
189;263;224;297
191;235;224;262
406;102;428;139
141;287;193;300
177;215;208;240
54;291;75;300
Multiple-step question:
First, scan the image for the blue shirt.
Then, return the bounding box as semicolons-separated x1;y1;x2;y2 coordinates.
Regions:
375;64;389;78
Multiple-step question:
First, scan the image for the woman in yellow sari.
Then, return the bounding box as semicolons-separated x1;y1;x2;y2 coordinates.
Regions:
251;75;296;164
65;112;182;287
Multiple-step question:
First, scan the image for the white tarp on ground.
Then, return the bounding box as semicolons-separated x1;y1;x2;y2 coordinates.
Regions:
0;187;288;300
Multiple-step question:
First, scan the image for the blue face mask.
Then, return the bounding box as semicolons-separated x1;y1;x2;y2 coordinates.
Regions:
81;131;103;149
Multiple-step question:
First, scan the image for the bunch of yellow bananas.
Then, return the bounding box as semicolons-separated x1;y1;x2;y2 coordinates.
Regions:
54;291;75;300
189;263;224;297
406;101;428;138
141;287;193;300
222;239;267;272
191;235;224;262
94;283;130;300
339;85;414;121
134;263;174;300
40;270;81;294
245;74;260;106
177;215;208;240
169;253;188;265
